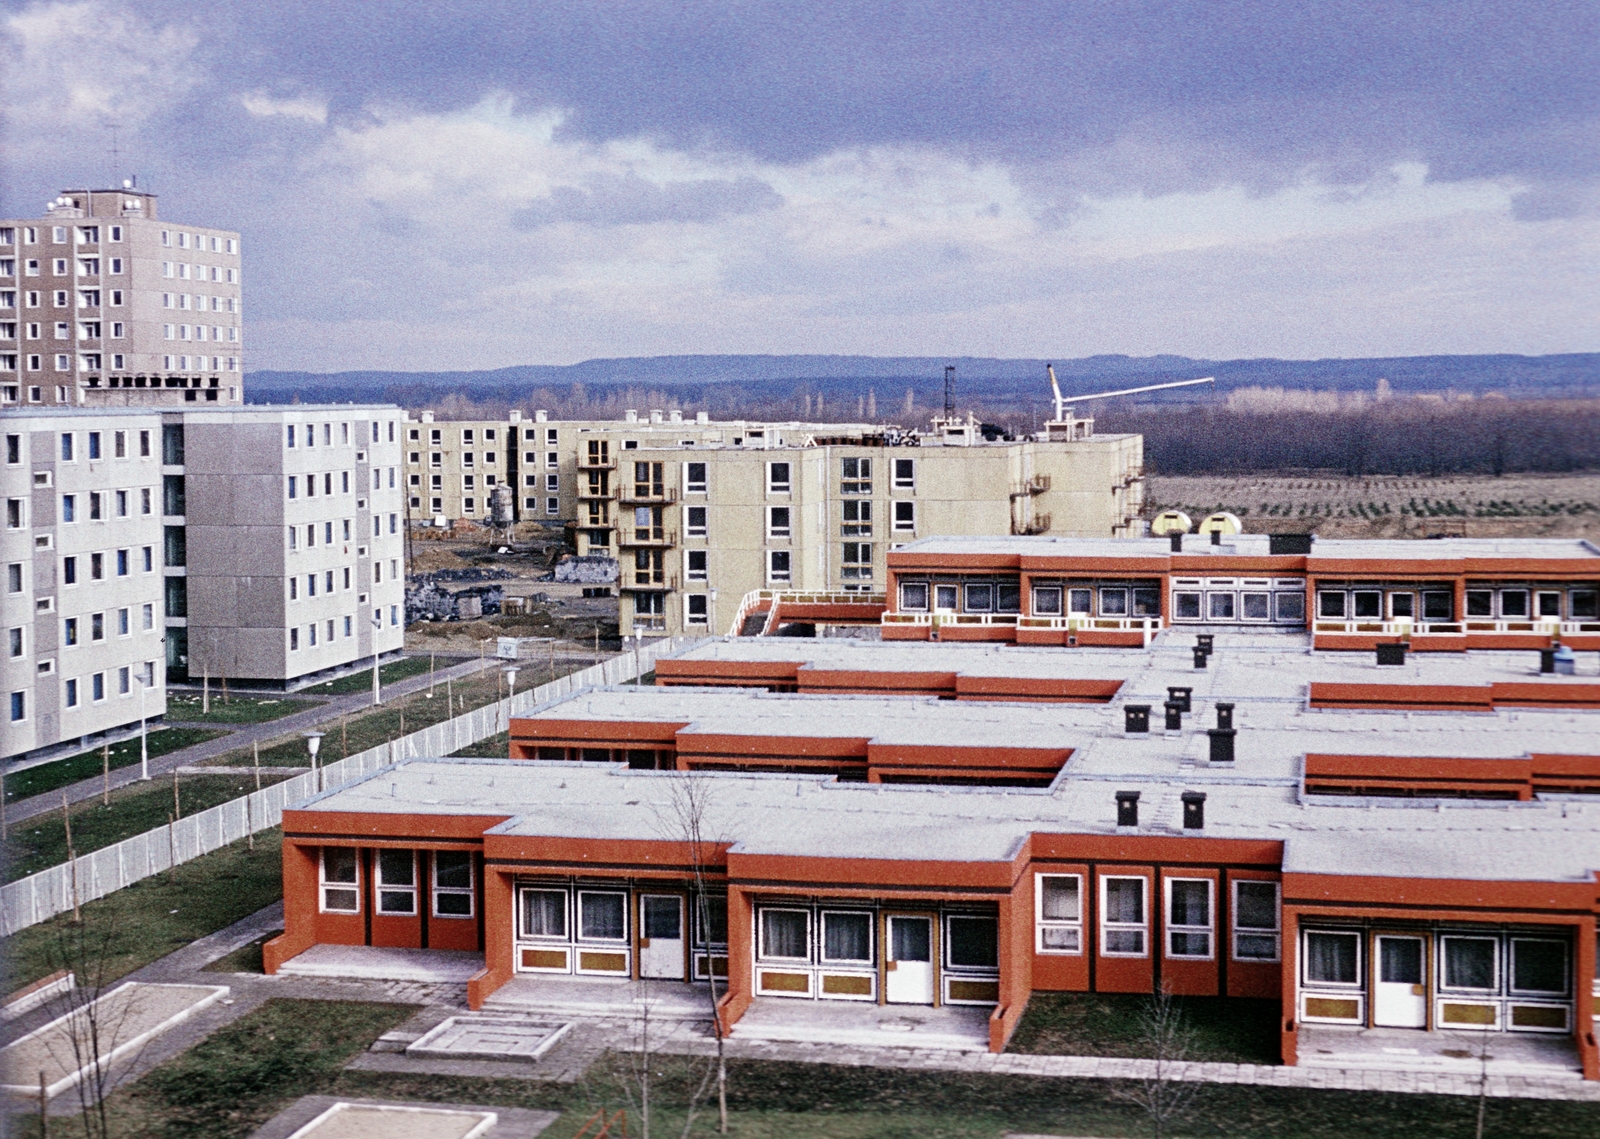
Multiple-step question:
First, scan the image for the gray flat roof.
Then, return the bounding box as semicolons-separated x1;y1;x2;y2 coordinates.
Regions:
295;631;1600;882
890;535;1600;560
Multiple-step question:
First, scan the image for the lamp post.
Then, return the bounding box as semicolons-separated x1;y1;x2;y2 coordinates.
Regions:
138;666;152;781
371;610;384;706
305;731;325;791
502;666;519;758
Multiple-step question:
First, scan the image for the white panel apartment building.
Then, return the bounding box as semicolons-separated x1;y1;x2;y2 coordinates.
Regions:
3;410;167;763
3;404;407;763
0;187;243;408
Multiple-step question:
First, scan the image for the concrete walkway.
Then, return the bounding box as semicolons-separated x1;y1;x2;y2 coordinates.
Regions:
1;654;514;825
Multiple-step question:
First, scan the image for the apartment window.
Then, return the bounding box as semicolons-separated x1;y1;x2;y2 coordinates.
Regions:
686;505;707;537
5;498;22;528
893;457;914;488
842;499;871;535
1422;590;1453;620
686;549;708;581
116;489;127;516
1101;877;1147;956
89;492;102;520
89;611;104;640
142;603;154;630
344;615;353;636
4;435;16;464
546;451;559;468
141;487;152;515
768;550;792;583
320;849;360;912
1232;881;1281;961
63;555;77;584
1166;879;1213;958
892;501;915;532
287;476;298;499
433;851;474;917
686;594;709;625
92;672;105;702
10;692;23;722
65;678;78;707
7;627;21;658
289;577;298;600
768;506;791;539
521;890;567;939
116;549;128;576
964;582;992;611
842;542;872;579
767;461;791;494
6;563;20;592
544;473;558;491
289;627;299;650
760;908;810;961
88;431;101;459
60;432;74;461
376;850;417;914
685;461;707;493
117;608;129;635
841;456;871;494
1036;874;1083;953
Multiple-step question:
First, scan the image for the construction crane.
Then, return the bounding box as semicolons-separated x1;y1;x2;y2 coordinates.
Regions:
1046;364;1215;422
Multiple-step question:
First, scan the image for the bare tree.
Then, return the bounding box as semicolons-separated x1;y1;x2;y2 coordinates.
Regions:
1114;985;1199;1139
37;918;149;1139
659;771;731;1134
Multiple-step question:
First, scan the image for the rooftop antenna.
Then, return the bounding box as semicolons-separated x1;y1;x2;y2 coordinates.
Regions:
943;365;955;417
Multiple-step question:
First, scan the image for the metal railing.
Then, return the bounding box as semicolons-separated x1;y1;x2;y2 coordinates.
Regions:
0;637;704;937
725;589;888;637
1310;619;1600;637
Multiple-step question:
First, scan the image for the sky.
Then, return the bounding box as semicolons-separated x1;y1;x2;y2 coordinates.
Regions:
2;0;1596;372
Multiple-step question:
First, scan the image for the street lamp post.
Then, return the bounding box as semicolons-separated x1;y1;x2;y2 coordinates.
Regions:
138;668;151;781
305;731;325;791
371;610;384;707
502;666;519;759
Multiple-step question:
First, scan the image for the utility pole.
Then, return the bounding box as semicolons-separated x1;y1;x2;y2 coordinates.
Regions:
944;365;955;418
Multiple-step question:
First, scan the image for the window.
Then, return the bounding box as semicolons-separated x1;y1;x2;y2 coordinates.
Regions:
63;556;76;584
686;505;707;537
65;678;78;707
900;582;929;611
1422;590;1453;620
433;851;474;917
142;603;154;630
61;494;76;522
89;492;102;520
1166;879;1212;958
842;499;871;535
685;461;707;492
1101;877;1147;956
1509;938;1567;995
841;456;871;494
9;692;22;722
1036;874;1082;953
87;431;101;459
893;457;914;488
376;850;417;914
892;500;915;532
767;461;791;493
116;490;127;517
1232;881;1280;960
760;909;810;960
768;550;791;583
768;505;791;538
91;612;104;640
6;498;23;528
1351;590;1382;618
92;672;105;701
686;549;708;581
686;593;709;625
1317;591;1347;619
579;891;627;941
116;549;128;576
320;849;360;913
60;432;74;461
6;563;20;592
520;890;568;937
1100;587;1127;615
287;476;297;499
1466;590;1494;617
964;582;992;611
546;496;559;515
1499;589;1528;618
821;911;872;963
1303;931;1360;985
7;627;21;657
1441;936;1498;991
946;915;998;970
842;542;872;579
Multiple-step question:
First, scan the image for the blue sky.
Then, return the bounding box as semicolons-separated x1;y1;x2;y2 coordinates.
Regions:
2;1;1595;371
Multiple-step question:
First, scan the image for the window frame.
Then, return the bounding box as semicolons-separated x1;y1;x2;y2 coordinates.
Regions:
819;909;875;965
1099;875;1149;958
1035;872;1083;955
1301;929;1363;988
1164;877;1214;960
319;847;360;914
577;889;629;944
1230;879;1281;962
375;849;417;915
758;906;812;962
519;887;570;940
431;850;475;919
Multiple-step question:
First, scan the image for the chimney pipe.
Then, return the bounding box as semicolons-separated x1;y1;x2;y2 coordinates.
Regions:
1207;728;1236;764
1164;701;1183;731
1181;791;1206;829
1196;634;1214;655
1166;686;1193;713
1192;647;1208;669
1210;529;1221;546
1115;790;1141;828
1124;705;1151;733
1215;702;1235;730
1169;532;1183;553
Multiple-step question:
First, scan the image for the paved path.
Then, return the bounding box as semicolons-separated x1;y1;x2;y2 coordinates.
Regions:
1;653;534;825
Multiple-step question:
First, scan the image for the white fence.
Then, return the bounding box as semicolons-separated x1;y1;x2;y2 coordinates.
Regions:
0;637;700;937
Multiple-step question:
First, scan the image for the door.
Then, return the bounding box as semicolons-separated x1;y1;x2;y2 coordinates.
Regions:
639;895;686;980
884;914;935;1004
1373;935;1427;1027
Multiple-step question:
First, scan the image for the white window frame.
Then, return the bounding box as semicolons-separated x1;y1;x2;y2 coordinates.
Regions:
767;549;792;584
519;887;569;940
1231;879;1281;962
684;460;707;494
685;548;708;582
892;500;915;532
766;461;791;494
758;906;812;962
818;909;875;965
576;889;629;944
375;849;417;914
1035;872;1083;955
319;848;360;913
1164;878;1214;960
767;505;791;539
432;850;475;918
1099;875;1148;958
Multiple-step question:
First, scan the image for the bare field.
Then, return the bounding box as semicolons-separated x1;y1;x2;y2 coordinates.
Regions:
1148;471;1600;540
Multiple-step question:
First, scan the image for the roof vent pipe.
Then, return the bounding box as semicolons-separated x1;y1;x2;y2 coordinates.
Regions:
1115;790;1141;828
1181;791;1206;829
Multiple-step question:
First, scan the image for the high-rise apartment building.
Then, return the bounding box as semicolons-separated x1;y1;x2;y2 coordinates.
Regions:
2;404;407;764
0;187;243;409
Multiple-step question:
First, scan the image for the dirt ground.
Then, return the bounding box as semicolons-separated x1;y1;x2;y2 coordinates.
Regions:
404;522;621;656
1148;471;1600;540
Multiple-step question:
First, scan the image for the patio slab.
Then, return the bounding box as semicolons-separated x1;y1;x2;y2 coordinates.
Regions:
730;997;992;1052
248;1096;558;1139
275;945;485;984
1297;1025;1582;1077
481;975;715;1020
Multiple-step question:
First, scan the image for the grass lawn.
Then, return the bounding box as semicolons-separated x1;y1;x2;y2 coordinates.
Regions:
298;655;438;695
1;770;292;884
161;691;323;724
1008;992;1282;1065
2;727;228;806
202;930;278;974
0;829;284;992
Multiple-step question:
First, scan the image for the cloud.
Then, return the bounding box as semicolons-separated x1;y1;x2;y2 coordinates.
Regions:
240;91;328;125
513;173;782;229
0;1;201;133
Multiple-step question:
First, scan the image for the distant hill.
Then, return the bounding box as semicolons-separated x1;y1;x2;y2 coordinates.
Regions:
246;352;1600;411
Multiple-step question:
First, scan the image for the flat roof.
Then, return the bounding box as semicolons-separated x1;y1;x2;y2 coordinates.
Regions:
888;535;1600;561
294;631;1600;882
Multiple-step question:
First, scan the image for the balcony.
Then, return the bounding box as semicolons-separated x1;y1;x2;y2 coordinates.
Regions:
576;480;618;500
619;485;677;505
624;574;677;592
620;527;676;548
578;453;617;470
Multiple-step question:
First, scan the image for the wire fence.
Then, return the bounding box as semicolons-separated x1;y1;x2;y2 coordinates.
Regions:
0;637;700;937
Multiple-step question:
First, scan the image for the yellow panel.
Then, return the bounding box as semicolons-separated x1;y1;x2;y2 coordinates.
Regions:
1303;997;1360;1020
821;974;873;996
579;951;629;973
695;954;729;977
1510;1004;1568;1029
948;980;1000;1004
521;948;568;970
1440;1002;1497;1026
760;971;810;993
